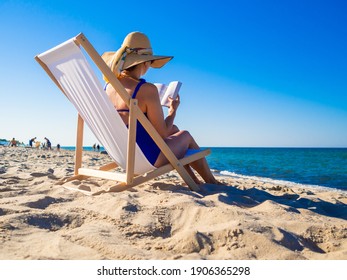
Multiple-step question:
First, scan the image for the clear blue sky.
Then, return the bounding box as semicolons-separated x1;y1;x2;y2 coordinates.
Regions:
1;0;346;147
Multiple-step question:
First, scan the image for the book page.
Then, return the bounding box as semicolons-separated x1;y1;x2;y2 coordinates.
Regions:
155;81;182;107
153;83;167;101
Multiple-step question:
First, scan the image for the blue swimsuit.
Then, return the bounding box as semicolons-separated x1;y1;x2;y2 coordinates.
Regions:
107;79;161;165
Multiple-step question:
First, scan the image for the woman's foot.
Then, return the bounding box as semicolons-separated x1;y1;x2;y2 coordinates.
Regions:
206;178;226;185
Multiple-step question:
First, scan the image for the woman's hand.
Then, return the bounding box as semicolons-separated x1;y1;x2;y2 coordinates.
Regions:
168;94;180;116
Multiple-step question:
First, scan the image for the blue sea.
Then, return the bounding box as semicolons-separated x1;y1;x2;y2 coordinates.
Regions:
207;147;347;191
62;146;347;192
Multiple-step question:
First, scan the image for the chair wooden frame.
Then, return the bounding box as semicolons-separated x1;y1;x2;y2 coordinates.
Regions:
35;33;211;195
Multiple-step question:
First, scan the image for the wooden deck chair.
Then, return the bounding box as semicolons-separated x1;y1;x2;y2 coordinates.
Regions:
35;33;210;195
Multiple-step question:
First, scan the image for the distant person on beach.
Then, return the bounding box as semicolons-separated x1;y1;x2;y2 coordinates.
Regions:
9;138;17;147
96;144;100;152
102;31;220;185
92;143;96;151
29;137;36;147
44;137;52;150
35;141;41;148
56;144;61;151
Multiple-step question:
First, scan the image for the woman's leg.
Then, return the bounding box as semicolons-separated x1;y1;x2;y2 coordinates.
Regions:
184;165;202;184
169;125;180;136
154;130;219;184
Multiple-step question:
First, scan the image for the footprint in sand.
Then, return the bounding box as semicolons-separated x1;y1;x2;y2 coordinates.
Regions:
23;196;71;210
22;213;82;231
30;172;50;177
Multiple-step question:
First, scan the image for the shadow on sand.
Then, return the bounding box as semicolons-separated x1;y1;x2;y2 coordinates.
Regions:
196;184;347;220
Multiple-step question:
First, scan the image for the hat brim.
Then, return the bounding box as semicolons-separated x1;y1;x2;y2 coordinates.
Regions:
102;51;173;71
101;52;115;65
123;53;173;69
150;56;173;68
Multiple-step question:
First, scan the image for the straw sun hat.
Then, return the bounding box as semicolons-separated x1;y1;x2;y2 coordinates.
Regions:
102;32;173;78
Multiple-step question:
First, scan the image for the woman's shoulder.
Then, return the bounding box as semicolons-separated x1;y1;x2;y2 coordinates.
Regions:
139;81;159;96
141;81;157;90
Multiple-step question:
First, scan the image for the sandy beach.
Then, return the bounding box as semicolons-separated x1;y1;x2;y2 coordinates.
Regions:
0;146;346;260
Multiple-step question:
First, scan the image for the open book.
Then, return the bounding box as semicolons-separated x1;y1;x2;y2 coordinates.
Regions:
154;81;182;107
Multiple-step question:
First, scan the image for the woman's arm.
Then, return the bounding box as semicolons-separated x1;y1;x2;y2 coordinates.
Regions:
139;83;178;138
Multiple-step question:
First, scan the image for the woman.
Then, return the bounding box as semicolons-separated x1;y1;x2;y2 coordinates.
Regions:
102;32;220;185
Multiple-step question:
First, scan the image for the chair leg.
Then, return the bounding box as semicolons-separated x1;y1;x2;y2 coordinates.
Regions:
74;114;84;175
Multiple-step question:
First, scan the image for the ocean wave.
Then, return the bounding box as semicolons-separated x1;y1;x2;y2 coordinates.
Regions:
217;170;344;193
